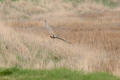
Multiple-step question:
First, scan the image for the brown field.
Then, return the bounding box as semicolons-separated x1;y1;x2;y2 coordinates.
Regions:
0;0;120;76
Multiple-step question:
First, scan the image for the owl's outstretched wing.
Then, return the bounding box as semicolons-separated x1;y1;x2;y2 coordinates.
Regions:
44;20;55;36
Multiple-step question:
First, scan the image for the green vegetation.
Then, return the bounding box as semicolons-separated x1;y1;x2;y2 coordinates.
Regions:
0;41;2;51
63;0;84;3
11;0;19;1
63;0;84;6
94;0;120;8
63;0;120;8
0;68;119;80
0;0;3;2
0;0;18;2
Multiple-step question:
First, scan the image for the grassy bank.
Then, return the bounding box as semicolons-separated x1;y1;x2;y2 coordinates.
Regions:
0;68;119;80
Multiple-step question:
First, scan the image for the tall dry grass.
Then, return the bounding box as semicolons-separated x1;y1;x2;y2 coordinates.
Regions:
0;0;120;76
0;0;120;22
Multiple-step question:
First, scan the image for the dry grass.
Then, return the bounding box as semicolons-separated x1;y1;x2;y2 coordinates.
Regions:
0;0;120;77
